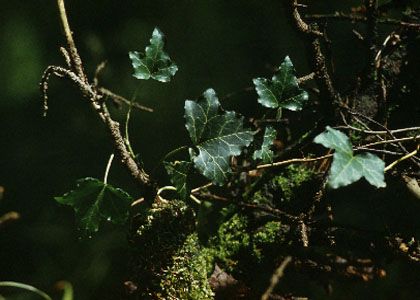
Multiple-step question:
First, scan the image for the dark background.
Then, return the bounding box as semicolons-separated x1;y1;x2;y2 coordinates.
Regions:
0;1;419;299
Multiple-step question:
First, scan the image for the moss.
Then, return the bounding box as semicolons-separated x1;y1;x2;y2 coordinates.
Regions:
209;213;250;272
272;164;315;202
252;221;287;261
131;204;290;299
160;234;214;300
131;200;197;299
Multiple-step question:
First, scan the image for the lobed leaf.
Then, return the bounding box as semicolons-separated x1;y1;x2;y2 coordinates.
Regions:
314;127;386;189
129;27;178;82
55;177;133;234
253;56;308;112
164;161;192;201
185;89;254;185
253;126;277;163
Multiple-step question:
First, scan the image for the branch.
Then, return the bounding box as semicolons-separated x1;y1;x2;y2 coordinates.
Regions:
57;0;87;82
288;0;340;118
41;0;152;187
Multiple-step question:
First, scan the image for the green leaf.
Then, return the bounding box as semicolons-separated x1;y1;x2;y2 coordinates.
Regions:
185;88;254;185
314;127;386;189
253;126;277;163
164;161;192;201
129;27;178;82
55;178;133;234
313;125;353;154
253;56;308;111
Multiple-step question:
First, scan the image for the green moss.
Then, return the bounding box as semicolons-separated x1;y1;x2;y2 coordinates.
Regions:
252;221;286;261
273;164;315;201
160;234;214;300
131;200;197;298
209;214;250;272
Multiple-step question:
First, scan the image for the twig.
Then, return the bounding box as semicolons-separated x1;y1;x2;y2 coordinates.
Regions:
42;0;152;187
354;147;402;156
197;192;301;222
334;125;420;135
57;0;87;82
289;0;339;118
290;1;323;37
99;87;153;112
385;147;419;172
256;154;333;170
305;12;420;29
297;72;315;84
346;108;420;166
191;182;213;193
362;135;419;148
261;256;292;300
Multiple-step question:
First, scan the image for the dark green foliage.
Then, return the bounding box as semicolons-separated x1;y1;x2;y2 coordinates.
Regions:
314;127;386;189
253;126;277;163
184;88;254;185
55;178;133;234
253;56;308;113
164;160;192;201
129;27;178;82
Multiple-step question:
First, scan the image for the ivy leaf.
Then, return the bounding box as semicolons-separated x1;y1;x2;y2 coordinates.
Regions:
55;178;133;234
164;161;192;201
129;27;178;82
314;127;386;189
313;125;353;154
185;88;254;185
253;56;308;111
253;126;277;163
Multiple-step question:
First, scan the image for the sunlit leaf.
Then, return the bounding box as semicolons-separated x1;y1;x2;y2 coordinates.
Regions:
253;126;277;163
253;56;308;111
55;178;133;234
314;127;386;189
164;161;192;201
129;27;178;82
185;89;254;185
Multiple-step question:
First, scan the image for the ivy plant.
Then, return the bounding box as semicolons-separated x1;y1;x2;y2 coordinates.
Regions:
314;126;386;189
129;27;178;82
184;88;254;185
55;178;133;234
253;56;309;117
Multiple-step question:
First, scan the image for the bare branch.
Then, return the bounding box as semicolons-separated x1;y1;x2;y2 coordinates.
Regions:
57;0;87;82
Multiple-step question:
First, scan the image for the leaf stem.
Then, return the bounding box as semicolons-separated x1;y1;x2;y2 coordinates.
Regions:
0;281;52;300
103;154;115;185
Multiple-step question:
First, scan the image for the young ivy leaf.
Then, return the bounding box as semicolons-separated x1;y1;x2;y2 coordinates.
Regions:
253;126;277;163
55;177;133;234
164;161;192;201
314;126;386;189
185;89;254;185
129;27;178;82
253;56;308;112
